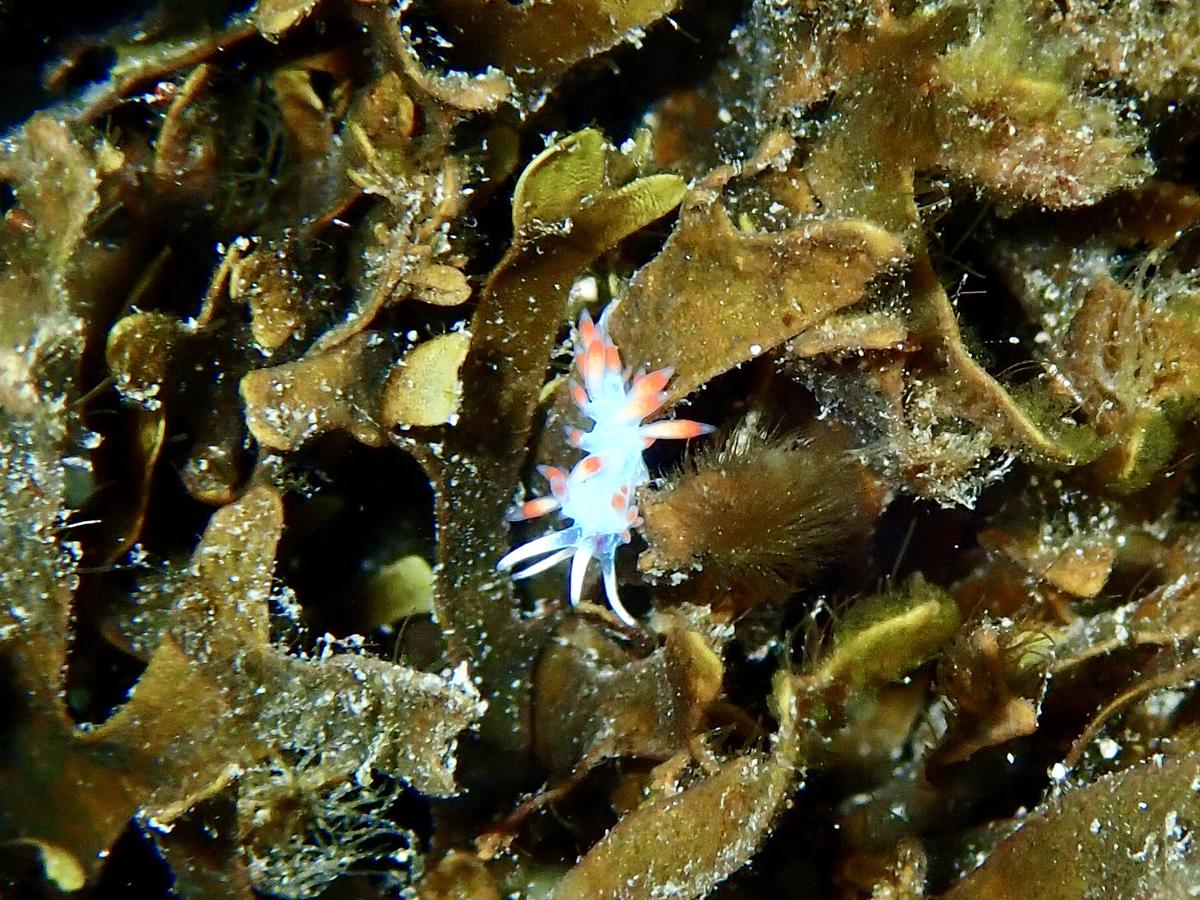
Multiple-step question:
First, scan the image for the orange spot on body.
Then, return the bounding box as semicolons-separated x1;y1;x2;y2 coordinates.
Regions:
525;497;559;517
579;311;597;345
633;368;672;397
539;465;569;498
577;455;604;477
507;496;560;521
605;345;622;373
640;419;716;440
623;392;667;422
584;343;605;387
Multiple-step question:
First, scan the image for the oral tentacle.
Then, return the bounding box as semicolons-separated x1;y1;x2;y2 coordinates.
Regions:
497;526;581;571
568;545;594;607
511;547;575;580
600;556;635;627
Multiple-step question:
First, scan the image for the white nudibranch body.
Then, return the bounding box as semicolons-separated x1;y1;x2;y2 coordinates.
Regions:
497;303;715;626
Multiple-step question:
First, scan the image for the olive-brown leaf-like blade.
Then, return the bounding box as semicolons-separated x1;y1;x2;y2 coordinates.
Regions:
433;0;681;97
609;198;905;403
945;753;1200;899
551;675;802;900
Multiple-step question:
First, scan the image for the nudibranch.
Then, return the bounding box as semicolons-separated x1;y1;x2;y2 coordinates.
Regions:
497;303;714;626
